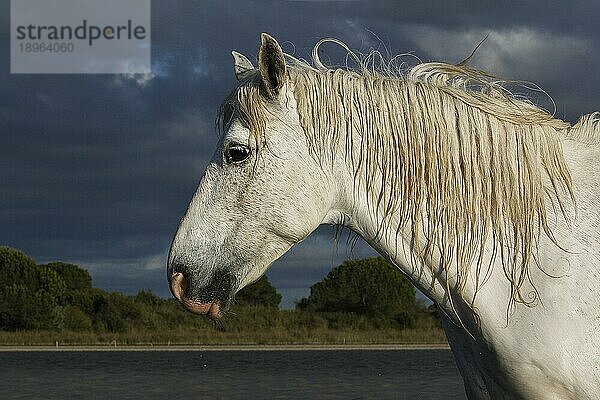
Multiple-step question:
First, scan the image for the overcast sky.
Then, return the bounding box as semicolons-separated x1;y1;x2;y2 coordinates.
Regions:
1;1;598;308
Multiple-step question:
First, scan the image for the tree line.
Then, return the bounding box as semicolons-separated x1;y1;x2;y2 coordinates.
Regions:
0;246;440;336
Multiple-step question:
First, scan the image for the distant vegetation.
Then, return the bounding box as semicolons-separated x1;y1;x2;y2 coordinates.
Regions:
0;246;444;345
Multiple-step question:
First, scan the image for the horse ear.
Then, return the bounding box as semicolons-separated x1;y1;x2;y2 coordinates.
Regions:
258;33;287;97
231;51;254;81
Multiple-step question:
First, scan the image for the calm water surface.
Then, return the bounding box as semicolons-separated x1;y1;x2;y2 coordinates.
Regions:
0;349;466;399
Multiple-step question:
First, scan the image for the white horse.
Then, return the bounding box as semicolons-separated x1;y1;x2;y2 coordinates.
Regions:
167;33;600;399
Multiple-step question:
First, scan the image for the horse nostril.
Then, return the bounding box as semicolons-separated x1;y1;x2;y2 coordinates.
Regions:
170;272;187;301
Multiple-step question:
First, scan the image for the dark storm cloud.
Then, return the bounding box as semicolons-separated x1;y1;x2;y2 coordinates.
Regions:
1;0;598;307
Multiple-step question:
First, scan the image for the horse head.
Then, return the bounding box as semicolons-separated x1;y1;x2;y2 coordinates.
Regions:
167;34;339;318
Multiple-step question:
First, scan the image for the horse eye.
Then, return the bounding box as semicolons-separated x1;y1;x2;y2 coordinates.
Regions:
224;143;251;164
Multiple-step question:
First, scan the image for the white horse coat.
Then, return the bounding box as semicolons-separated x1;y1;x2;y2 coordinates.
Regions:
167;34;600;399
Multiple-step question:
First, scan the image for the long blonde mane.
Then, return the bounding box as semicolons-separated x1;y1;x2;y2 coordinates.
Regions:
220;41;586;309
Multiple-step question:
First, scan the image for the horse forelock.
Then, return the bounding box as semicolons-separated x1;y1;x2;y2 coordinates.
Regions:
219;40;577;309
217;71;268;149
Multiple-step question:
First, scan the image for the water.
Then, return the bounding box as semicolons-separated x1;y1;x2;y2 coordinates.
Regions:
0;349;466;399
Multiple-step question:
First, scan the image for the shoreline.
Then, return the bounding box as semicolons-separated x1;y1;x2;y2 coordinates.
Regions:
0;343;450;352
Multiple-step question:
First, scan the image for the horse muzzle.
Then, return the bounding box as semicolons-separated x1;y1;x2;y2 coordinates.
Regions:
169;272;223;319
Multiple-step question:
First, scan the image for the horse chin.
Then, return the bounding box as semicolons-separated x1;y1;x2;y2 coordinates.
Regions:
181;299;222;319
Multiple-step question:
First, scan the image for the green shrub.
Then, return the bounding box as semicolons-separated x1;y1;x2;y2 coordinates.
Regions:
0;247;66;330
63;305;93;331
298;257;416;319
235;275;282;308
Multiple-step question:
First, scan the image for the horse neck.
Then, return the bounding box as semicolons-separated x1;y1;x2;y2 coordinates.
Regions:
330;142;479;324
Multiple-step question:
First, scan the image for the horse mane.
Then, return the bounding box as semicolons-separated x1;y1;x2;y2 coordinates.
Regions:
219;40;580;310
567;111;600;144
